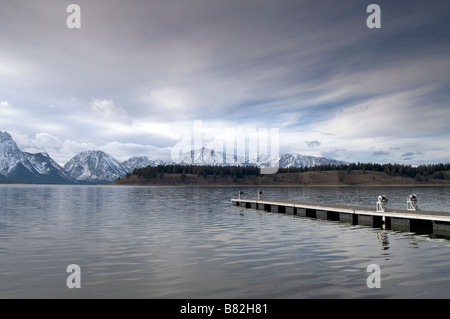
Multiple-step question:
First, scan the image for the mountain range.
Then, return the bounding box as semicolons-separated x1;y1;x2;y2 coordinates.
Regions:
0;132;75;184
0;131;346;184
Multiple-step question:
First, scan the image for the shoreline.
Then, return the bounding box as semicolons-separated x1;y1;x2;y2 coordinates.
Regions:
2;182;447;187
110;183;450;188
112;170;450;188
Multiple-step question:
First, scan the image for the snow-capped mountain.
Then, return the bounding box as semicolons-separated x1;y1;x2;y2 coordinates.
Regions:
122;156;166;172
64;150;128;184
0;131;75;184
170;147;345;168
171;147;239;166
279;154;346;168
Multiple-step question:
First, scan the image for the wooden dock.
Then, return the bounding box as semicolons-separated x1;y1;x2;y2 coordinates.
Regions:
231;198;450;238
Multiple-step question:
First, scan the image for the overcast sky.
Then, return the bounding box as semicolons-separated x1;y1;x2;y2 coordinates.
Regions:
1;0;449;165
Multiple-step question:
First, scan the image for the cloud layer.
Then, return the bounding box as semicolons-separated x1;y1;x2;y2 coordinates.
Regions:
1;0;449;165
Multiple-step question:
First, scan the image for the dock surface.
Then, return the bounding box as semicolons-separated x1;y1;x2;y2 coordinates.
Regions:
232;198;450;237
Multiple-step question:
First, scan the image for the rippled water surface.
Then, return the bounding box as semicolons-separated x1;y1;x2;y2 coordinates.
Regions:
1;185;450;298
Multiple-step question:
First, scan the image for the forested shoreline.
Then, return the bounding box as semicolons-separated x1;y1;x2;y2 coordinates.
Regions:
116;162;450;185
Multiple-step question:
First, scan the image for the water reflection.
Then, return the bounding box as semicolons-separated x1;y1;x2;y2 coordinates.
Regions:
377;231;390;251
1;185;450;298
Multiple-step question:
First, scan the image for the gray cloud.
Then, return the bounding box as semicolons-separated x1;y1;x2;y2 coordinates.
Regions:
306;140;321;148
322;149;347;159
373;151;389;157
402;152;415;158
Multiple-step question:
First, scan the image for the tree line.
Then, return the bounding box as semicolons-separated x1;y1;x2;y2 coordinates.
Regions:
127;164;260;179
126;162;450;180
278;163;450;179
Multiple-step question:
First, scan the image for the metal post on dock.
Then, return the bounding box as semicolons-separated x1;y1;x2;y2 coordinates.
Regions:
407;194;419;211
376;195;388;212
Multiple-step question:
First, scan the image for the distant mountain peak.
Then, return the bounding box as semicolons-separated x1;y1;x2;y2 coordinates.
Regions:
122;156;166;172
64;149;128;184
0;131;75;184
0;131;13;141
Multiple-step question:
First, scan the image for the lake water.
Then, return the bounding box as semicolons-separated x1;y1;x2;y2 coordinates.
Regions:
1;184;450;299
